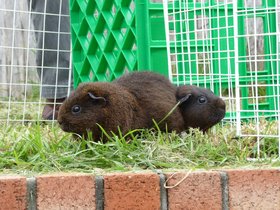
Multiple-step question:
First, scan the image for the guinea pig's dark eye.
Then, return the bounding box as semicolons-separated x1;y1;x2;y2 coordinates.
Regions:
71;105;81;114
198;96;207;104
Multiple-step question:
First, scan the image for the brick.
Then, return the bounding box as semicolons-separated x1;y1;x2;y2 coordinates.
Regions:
36;173;95;210
166;171;222;210
104;173;161;210
227;169;280;210
0;176;27;210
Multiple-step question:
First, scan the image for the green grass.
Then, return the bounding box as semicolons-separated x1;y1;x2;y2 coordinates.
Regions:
0;121;279;176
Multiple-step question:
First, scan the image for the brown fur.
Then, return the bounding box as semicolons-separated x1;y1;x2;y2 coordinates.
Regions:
176;85;226;132
57;82;146;141
57;71;185;141
114;71;185;132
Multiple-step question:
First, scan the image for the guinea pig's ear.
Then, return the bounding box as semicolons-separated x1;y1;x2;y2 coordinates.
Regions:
178;93;192;105
88;92;107;107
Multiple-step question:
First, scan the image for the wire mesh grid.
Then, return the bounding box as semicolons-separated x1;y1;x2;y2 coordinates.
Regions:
0;0;72;123
163;0;280;158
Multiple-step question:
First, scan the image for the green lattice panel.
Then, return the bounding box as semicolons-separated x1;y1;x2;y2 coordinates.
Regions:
70;0;170;87
70;0;137;87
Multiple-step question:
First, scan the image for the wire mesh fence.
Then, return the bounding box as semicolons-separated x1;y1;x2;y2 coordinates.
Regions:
163;0;280;158
0;0;72;123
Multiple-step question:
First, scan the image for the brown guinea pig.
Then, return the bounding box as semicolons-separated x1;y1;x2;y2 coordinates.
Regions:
57;71;185;141
176;85;226;132
114;71;185;133
57;82;146;141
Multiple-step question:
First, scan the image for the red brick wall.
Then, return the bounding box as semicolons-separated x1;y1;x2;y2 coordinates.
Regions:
0;169;280;210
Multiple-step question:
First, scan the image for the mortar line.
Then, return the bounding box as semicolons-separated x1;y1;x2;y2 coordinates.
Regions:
159;173;168;210
27;177;37;210
95;176;104;210
220;172;229;210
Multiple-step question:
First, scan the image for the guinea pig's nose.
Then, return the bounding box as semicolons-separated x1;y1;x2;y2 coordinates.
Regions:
217;99;226;111
57;117;63;125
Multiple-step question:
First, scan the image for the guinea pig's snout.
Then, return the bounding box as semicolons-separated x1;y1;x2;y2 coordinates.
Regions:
57;115;67;129
57;118;64;129
57;118;62;125
57;113;63;124
217;98;226;111
57;118;70;132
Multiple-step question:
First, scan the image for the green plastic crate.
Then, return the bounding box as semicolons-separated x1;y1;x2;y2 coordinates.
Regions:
70;0;169;88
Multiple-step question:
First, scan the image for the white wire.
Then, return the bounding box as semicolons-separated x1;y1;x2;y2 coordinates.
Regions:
51;0;63;123
253;0;261;158
36;0;47;120
224;0;235;126
163;0;172;82
6;0;17;123
22;0;33;124
233;0;241;136
178;0;187;86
